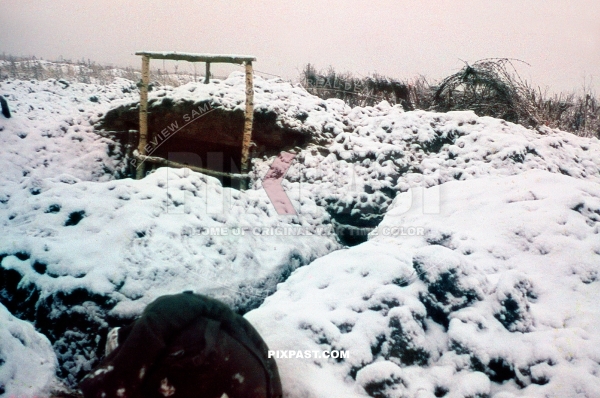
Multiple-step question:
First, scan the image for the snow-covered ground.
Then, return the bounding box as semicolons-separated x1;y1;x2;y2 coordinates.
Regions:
100;72;600;242
251;104;600;241
0;77;137;183
0;75;340;386
247;170;600;397
0;302;57;397
1;68;599;397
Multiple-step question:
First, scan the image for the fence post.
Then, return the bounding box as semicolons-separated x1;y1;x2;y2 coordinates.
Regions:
136;55;150;179
204;62;210;84
240;61;254;188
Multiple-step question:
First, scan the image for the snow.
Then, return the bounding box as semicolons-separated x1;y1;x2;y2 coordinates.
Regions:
101;71;350;145
250;104;600;241
0;78;138;183
1;165;337;309
0;163;339;384
1;67;600;396
246;170;600;397
98;71;600;234
0;303;57;397
0;75;340;387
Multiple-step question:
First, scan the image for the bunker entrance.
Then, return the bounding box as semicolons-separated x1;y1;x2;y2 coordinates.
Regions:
132;51;256;188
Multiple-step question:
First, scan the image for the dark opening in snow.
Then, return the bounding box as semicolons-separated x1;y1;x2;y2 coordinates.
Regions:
97;99;313;185
64;210;85;226
487;357;516;383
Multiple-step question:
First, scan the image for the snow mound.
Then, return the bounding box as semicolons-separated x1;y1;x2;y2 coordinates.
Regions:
246;170;600;397
100;71;350;144
0;303;57;397
251;106;600;244
0;166;339;385
0;78;138;182
176;72;349;142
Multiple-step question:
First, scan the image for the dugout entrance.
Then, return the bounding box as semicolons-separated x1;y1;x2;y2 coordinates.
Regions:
133;51;256;188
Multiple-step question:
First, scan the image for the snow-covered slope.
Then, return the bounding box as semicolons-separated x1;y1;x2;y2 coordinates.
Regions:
0;166;338;385
0;303;57;397
0;76;340;386
251;104;600;243
1;69;600;396
247;170;600;398
93;72;600;244
0;78;138;183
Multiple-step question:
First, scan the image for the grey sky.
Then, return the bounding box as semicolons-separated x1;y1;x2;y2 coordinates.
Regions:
1;1;599;93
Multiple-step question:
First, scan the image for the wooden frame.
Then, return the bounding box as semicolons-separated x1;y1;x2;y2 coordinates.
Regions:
134;51;256;184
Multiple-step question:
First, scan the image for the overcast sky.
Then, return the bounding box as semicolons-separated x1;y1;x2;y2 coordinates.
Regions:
1;1;599;93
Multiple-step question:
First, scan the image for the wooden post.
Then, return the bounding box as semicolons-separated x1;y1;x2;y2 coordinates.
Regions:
240;61;254;187
204;62;210;84
136;55;150;179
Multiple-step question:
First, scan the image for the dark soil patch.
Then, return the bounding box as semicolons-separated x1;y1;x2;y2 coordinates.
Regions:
97;99;314;182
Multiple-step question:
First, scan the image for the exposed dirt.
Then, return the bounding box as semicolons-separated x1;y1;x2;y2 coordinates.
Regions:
97;99;313;178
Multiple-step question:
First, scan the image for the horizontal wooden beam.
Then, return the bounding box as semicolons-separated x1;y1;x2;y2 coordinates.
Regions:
135;51;256;64
136;154;249;180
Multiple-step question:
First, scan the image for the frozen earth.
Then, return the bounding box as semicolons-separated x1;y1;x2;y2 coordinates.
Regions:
1;68;600;396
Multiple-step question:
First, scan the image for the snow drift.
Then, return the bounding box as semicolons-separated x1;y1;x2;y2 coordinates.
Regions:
0;302;57;397
0;167;339;384
247;170;600;397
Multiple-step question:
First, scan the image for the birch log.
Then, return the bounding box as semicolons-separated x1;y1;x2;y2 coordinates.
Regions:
240;61;254;183
136;55;150;179
135;52;255;64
